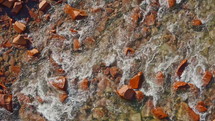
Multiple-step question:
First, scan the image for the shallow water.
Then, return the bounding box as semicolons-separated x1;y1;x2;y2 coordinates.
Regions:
0;0;214;120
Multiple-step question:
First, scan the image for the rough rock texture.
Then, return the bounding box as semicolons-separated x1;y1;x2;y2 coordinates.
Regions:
0;0;215;121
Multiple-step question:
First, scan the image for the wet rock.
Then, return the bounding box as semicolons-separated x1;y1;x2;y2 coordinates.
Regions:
144;13;156;26
11;1;22;14
96;16;108;32
10;66;21;74
167;0;176;8
151;107;168;119
195;101;207;113
73;39;81;51
64;4;88;20
2;41;12;48
56;68;65;74
173;81;189;91
142;27;151;37
27;49;39;57
13;21;26;33
110;66;119;78
177;102;200;121
129;72;143;89
106;8;114;15
136;0;144;5
155;71;165;86
0;83;6;90
39;1;50;12
44;14;50;21
0;94;13;112
50;76;67;91
49;29;56;33
9;56;15;66
135;91;144;102
131;10;141;25
117;85;135;100
188;83;199;94
98;78;110;92
124;47;135;56
28;8;39;21
83;37;95;48
79;78;89;90
192;19;202;26
59;92;68;103
2;0;14;8
12;34;28;46
176;59;188;77
201;71;212;87
91;7;102;13
103;68;110;75
3;53;9;62
70;28;78;33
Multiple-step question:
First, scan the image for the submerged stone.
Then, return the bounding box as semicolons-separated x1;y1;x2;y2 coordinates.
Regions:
0;94;12;112
12;34;28;46
176;59;188;77
151;107;168;119
135;91;144;101
201;71;212;87
173;81;189;91
196;101;207;113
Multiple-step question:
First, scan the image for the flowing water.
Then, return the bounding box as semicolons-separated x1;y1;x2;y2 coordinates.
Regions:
0;0;215;121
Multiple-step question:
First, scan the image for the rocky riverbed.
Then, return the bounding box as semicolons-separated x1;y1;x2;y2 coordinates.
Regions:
0;0;215;121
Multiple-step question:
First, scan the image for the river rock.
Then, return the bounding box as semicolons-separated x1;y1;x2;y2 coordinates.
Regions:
12;35;28;46
117;85;135;100
59;92;68;103
192;19;202;26
201;71;212;87
129;72;143;89
39;1;50;12
64;4;88;20
155;71;165;86
13;21;26;33
195;101;207;113
167;0;176;8
173;81;189;91
124;47;135;56
0;94;13;112
11;2;22;14
2;0;14;8
27;49;39;57
79;78;89;90
50;76;67;91
151;107;168;119
110;66;120;78
73;39;81;51
135;91;144;102
176;59;188;77
177;102;200;121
